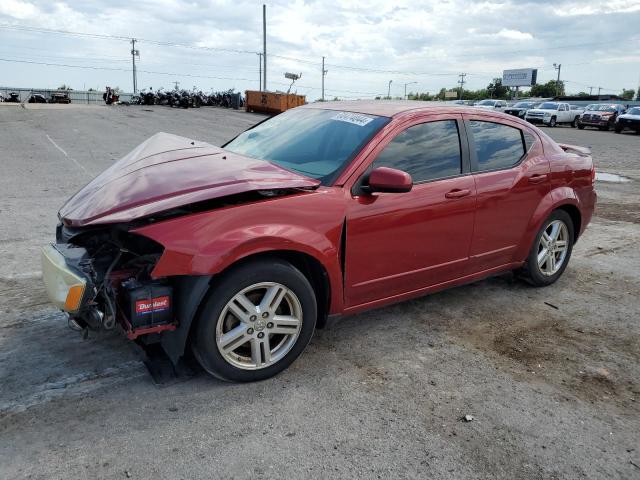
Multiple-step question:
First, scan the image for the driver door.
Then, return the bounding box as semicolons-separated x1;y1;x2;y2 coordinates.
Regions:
344;114;476;308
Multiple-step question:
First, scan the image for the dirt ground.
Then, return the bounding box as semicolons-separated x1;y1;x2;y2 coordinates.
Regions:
0;104;638;480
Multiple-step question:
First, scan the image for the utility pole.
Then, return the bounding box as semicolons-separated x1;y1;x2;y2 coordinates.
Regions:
173;81;180;90
263;4;267;91
321;56;328;101
458;73;466;100
130;39;139;94
553;63;562;98
257;53;263;91
387;80;392;99
597;86;602;99
589;86;594;95
404;81;417;100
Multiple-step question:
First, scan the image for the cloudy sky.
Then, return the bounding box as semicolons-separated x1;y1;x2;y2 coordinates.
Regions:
0;0;639;99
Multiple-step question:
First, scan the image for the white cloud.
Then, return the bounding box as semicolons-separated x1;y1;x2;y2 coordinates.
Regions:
496;29;534;41
0;0;38;19
0;0;638;97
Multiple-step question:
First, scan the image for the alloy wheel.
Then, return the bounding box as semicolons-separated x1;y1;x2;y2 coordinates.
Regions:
537;220;569;276
215;282;303;370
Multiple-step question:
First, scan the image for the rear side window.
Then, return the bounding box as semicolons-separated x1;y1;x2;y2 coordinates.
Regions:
373;120;462;183
469;120;525;171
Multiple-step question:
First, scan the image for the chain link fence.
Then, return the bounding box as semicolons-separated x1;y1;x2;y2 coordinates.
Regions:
0;87;133;104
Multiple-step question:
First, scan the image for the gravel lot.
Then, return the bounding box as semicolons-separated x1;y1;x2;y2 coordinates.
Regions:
1;104;638;480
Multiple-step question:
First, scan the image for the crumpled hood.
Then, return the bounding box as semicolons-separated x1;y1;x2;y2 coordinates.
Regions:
59;132;320;226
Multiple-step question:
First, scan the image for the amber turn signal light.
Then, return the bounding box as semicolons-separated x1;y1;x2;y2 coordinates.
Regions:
64;284;85;312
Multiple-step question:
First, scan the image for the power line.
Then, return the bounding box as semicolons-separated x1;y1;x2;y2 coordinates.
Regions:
0;57;256;83
2;22;637;86
0;23;258;55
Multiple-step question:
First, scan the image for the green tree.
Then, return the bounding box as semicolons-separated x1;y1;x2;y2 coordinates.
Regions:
620;89;635;100
529;80;565;98
486;78;510;99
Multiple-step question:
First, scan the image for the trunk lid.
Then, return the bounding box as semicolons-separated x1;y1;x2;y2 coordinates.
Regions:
59;132;320;226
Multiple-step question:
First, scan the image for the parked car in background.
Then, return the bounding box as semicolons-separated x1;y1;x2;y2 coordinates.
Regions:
525;102;582;127
474;99;507;111
504;101;539;118
578;104;627;131
50;92;71;104
28;94;48;103
42;102;596;382
6;92;21;103
614;106;640;134
449;100;475;106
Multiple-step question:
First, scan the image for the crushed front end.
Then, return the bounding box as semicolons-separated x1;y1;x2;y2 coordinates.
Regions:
42;224;176;339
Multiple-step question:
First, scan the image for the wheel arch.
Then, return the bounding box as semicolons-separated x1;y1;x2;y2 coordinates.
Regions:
556;203;581;242
513;187;582;262
160;248;334;365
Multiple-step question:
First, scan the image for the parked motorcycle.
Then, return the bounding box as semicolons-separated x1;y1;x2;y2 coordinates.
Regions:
103;86;119;105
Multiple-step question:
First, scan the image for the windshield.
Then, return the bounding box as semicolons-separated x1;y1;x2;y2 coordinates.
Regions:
513;102;535;108
593;105;617;112
627;107;640;115
477;100;496;106
538;102;559;110
224;108;390;183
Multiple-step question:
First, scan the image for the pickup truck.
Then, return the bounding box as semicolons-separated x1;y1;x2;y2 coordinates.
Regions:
524;102;583;127
473;99;507;111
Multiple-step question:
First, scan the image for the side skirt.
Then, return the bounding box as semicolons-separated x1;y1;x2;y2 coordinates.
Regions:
341;261;523;317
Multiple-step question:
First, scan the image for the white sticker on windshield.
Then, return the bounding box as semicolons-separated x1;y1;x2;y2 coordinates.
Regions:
331;112;374;127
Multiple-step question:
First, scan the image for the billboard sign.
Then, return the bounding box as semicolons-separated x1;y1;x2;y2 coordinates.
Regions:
444;90;458;98
502;68;538;87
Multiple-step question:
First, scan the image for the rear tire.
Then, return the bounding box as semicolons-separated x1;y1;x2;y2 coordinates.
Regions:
191;259;317;382
518;210;574;287
578;123;585;130
549;116;557;127
614;126;622;133
571;116;579;128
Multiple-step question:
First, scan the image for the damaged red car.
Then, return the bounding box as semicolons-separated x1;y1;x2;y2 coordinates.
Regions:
42;102;597;382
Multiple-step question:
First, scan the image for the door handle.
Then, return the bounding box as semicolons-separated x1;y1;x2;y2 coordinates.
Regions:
528;174;548;184
445;189;471;199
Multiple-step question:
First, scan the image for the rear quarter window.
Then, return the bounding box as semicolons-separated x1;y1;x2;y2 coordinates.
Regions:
469;120;526;171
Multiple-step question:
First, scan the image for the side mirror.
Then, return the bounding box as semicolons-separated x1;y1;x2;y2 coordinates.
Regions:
367;167;413;193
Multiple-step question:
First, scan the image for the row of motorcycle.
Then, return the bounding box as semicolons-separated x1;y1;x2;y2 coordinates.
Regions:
128;88;243;109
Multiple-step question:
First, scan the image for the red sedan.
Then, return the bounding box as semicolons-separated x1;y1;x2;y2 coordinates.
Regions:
42;102;597;382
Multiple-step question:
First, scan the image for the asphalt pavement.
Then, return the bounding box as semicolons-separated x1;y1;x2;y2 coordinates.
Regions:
1;104;638;480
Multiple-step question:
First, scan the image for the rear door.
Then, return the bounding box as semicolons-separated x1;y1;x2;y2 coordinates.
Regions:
344;114;476;307
463;114;550;272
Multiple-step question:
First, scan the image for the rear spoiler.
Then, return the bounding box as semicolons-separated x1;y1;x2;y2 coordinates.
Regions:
558;143;591;157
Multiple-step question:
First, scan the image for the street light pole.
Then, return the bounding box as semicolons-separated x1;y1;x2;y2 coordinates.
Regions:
321;56;328;101
404;81;417;100
553;63;562;98
387;80;392;99
257;53;263;91
263;4;267;91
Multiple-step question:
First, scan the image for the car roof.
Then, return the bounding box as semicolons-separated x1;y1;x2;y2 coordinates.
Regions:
300;100;478;118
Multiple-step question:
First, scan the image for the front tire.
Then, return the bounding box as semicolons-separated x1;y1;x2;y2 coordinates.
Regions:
549;116;557;127
578;123;585;130
192;259;317;382
519;210;574;287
